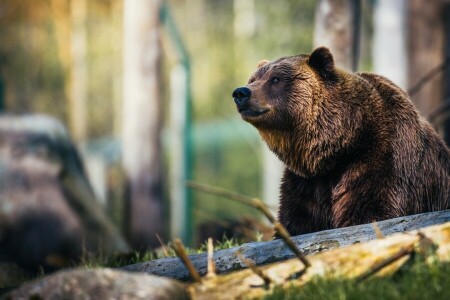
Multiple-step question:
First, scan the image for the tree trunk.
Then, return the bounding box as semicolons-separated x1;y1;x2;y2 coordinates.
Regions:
69;0;88;142
407;0;445;117
314;0;359;71
442;5;450;145
373;0;407;89
122;0;165;249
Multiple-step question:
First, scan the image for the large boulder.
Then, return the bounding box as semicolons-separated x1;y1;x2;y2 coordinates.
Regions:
0;114;129;273
4;268;188;300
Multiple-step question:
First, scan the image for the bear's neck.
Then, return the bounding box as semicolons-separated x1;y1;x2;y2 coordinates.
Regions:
258;121;367;179
259;129;314;177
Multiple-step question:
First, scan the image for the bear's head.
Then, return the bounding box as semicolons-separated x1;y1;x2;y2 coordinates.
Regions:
232;47;366;177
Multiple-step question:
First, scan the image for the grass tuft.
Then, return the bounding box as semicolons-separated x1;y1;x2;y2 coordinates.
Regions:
77;235;244;269
264;256;450;300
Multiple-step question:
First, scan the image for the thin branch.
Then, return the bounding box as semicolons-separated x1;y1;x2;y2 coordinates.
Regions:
408;57;450;96
194;208;232;229
172;239;202;283
356;243;415;283
188;181;311;270
235;251;272;287
274;222;311;269
427;99;450;122
429;108;450;129
187;181;276;223
156;234;169;257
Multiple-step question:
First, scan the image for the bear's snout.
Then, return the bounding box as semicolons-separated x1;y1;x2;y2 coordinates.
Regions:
232;87;251;107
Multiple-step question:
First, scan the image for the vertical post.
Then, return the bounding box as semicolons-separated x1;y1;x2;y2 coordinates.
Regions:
169;65;192;244
122;0;165;249
70;0;88;141
373;0;407;89
162;4;193;245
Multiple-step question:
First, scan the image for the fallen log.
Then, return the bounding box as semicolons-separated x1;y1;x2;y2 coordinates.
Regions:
122;209;450;280
189;219;450;299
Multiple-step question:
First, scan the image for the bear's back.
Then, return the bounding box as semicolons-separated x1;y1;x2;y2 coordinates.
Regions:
359;72;450;212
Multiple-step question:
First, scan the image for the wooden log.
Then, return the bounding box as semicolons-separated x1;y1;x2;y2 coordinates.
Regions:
122;210;450;280
189;218;450;299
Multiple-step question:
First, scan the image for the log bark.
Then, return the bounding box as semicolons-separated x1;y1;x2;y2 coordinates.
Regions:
188;217;450;299
122;210;450;281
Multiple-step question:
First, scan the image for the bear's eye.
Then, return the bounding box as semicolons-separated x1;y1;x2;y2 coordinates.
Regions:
271;77;280;84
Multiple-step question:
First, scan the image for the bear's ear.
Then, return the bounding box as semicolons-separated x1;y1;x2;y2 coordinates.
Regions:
257;59;270;69
308;47;336;80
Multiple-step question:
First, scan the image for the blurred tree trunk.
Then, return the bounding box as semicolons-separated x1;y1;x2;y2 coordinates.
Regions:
407;0;444;118
51;0;88;142
50;0;71;118
111;0;123;137
373;0;407;89
70;0;88;142
442;5;450;145
314;0;360;71
122;0;164;249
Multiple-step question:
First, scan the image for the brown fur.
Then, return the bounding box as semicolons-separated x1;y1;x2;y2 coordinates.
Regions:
232;47;450;236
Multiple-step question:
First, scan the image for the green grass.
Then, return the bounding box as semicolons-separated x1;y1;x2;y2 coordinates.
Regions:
78;235;243;269
264;257;450;300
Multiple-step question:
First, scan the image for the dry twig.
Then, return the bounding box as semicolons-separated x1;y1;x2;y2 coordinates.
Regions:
372;222;384;239
156;234;170;257
408;56;450;96
188;181;311;271
206;238;216;278
274;222;311;269
172;239;202;283
235;251;272;287
187;181;276;223
356;243;415;283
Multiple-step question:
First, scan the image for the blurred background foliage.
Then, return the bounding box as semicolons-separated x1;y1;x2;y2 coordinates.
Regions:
0;0;373;246
170;0;318;242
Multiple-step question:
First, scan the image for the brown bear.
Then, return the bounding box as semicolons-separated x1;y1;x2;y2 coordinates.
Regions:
232;47;450;236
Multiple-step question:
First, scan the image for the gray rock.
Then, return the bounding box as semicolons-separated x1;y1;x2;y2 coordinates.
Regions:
4;268;188;300
0;114;129;272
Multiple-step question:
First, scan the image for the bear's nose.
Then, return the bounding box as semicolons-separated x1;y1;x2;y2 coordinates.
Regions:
232;87;252;106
